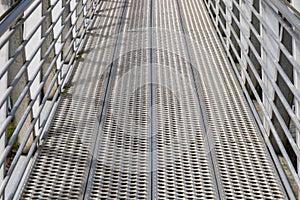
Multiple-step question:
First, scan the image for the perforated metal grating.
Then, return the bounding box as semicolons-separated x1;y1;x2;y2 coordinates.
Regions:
176;0;287;199
151;50;218;199
84;0;152;198
151;0;218;197
85;54;152;199
20;0;127;199
20;0;288;199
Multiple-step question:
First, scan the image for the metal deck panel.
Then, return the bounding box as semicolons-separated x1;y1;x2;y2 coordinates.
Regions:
151;0;218;198
20;0;288;199
20;0;127;199
177;0;287;199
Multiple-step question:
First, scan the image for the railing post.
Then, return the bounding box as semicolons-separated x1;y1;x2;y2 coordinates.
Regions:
0;28;8;200
0;95;6;200
260;1;279;140
76;0;84;38
225;0;233;51
240;0;252;83
0;3;10;198
296;41;300;197
0;82;7;200
86;0;93;18
263;1;295;163
245;0;261;98
292;1;300;198
62;0;74;63
42;0;58;100
0;1;9;197
215;0;220;25
8;12;34;155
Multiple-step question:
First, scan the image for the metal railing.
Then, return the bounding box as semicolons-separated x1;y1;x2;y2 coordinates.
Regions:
1;0;300;199
204;0;300;198
0;0;99;199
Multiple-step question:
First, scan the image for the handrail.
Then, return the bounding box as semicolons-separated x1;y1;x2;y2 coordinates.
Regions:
0;0;22;22
0;0;98;199
281;0;300;19
274;0;300;31
204;0;300;199
0;0;34;37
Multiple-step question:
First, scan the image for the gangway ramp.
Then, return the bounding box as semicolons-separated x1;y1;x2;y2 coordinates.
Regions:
20;0;287;199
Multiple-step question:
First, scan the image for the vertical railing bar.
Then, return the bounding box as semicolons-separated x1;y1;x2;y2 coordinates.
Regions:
0;0;96;163
85;0;93;18
240;0;251;84
225;7;300;155
265;0;300;32
208;0;300;190
221;0;300;103
2;0;99;193
0;0;69;80
0;0;42;49
260;0;279;146
59;0;100;88
0;71;61;197
0;0;76;109
61;0;75;63
291;1;300;199
73;0;87;50
244;0;300;69
204;1;298;197
76;0;85;38
218;0;300;139
0;0;78;139
73;5;89;45
225;24;300;190
225;32;297;200
41;0;58;100
225;0;232;50
0;0;35;37
0;0;100;197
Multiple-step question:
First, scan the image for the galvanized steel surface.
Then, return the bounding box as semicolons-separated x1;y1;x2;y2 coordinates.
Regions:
21;0;287;199
0;0;99;198
204;0;300;198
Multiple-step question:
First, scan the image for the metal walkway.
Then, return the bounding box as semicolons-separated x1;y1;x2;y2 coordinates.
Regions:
20;0;287;199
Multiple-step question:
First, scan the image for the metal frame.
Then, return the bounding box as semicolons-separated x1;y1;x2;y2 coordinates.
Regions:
1;0;299;198
204;0;300;198
0;0;99;199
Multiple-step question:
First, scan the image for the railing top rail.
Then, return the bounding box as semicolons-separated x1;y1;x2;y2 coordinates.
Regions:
205;0;300;198
244;0;300;33
0;0;22;22
0;0;99;198
269;0;300;31
280;0;300;18
0;0;34;37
